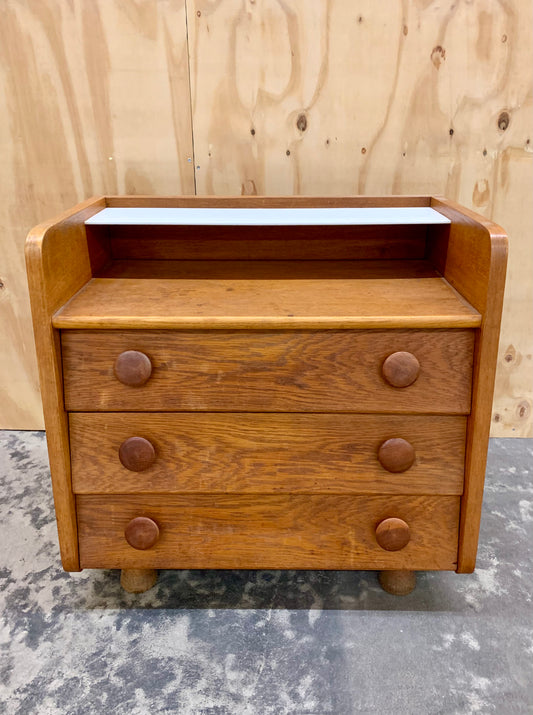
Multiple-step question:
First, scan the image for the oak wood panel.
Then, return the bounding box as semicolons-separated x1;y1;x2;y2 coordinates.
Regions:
77;494;460;571
106;224;427;261
430;198;508;573
25;196;106;570
186;0;532;436
69;413;466;495
61;329;475;413
0;0;194;428
52;259;480;330
104;196;431;208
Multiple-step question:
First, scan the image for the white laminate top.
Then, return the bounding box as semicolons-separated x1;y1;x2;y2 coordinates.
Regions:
85;206;451;226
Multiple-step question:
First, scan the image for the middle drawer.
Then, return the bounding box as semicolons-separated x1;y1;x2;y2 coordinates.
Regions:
69;413;466;495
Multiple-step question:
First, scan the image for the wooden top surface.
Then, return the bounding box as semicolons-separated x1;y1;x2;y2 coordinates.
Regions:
85;206;451;226
53;259;480;330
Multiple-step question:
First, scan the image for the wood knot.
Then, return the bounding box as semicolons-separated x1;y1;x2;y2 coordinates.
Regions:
503;345;516;364
472;179;490;207
296;113;308;132
498;111;510;131
241;179;258;196
431;45;446;69
517;401;531;420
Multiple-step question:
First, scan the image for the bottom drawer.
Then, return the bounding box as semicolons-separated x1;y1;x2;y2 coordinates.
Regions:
77;494;459;571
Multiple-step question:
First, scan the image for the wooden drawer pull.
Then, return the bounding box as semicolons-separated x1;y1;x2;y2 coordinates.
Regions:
119;436;156;472
375;517;410;551
114;350;152;387
378;438;416;473
382;351;420;388
124;516;160;550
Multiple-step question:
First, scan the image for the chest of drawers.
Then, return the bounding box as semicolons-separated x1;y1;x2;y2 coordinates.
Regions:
25;196;507;595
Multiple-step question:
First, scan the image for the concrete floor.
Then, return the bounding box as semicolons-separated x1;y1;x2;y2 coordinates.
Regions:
0;432;531;714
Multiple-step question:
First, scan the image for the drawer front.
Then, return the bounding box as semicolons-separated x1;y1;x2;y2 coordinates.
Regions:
62;329;474;413
70;413;466;495
77;494;460;570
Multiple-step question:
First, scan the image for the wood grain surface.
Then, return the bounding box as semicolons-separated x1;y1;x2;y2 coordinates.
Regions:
185;0;532;435
0;0;194;428
105;224;428;261
103;196;431;209
77;493;460;570
61;329;475;413
25;197;106;570
4;1;531;433
52;259;481;330
431;197;509;572
69;412;466;495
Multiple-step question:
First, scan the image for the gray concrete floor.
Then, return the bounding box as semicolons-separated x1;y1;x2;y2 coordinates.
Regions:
0;433;532;714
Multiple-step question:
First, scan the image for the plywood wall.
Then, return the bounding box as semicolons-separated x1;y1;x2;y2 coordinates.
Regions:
0;0;194;428
1;0;531;435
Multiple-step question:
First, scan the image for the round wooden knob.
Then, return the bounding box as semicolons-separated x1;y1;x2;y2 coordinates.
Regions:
124;517;160;550
114;350;152;387
119;437;156;472
378;438;416;473
375;517;411;551
382;351;420;388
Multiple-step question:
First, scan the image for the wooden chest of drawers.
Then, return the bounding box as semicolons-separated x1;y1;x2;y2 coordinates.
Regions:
26;196;507;595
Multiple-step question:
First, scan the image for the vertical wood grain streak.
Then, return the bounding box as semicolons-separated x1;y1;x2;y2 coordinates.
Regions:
0;0;194;427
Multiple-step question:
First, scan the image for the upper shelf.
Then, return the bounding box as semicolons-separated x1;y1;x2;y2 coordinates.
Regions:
52;260;480;330
85;207;451;226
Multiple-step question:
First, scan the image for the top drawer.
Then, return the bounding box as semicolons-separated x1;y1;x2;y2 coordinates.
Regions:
62;329;474;413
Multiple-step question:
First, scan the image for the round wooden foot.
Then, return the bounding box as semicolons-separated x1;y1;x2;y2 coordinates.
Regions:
120;568;158;593
378;570;416;596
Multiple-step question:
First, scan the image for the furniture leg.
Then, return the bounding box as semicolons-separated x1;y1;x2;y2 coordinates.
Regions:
378;569;416;595
120;568;158;593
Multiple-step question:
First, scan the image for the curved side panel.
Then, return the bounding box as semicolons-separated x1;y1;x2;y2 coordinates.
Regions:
431;197;508;573
25;196;106;571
